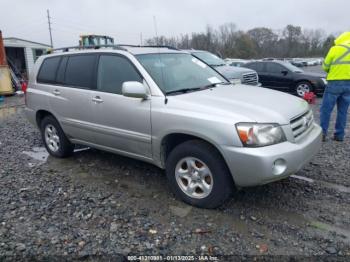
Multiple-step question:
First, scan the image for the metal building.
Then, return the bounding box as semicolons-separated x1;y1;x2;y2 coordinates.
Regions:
4;37;50;79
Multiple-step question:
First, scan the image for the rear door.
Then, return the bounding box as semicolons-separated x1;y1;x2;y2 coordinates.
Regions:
48;54;98;142
91;54;152;158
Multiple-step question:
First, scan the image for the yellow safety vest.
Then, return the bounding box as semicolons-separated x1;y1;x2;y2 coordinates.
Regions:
323;32;350;81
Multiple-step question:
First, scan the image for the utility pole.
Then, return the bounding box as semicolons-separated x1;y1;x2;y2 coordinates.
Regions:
153;16;159;45
47;9;53;48
140;32;143;46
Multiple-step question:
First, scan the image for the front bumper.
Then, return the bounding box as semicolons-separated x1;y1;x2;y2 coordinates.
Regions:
221;123;322;187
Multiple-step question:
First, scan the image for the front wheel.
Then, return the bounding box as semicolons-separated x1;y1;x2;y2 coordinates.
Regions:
165;140;234;208
295;81;312;97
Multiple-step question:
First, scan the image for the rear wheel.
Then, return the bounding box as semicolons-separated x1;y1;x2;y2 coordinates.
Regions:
295;81;312;97
40;115;74;158
165;140;234;208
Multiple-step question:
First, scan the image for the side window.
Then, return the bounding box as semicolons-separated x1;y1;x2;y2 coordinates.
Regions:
246;63;257;70
56;56;68;84
266;63;284;73
65;55;97;89
97;55;143;94
256;63;265;72
247;62;264;72
37;56;61;84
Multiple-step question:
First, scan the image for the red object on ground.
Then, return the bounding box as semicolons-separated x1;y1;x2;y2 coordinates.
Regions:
21;82;28;93
303;92;316;104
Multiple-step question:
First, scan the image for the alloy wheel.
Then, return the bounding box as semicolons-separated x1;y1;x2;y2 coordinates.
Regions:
175;157;213;199
44;124;60;152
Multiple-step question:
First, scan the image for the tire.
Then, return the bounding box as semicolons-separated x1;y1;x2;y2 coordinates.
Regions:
165;140;234;208
295;81;313;97
40;115;74;158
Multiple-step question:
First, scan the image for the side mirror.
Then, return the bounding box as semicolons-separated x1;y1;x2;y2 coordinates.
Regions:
122;81;149;99
281;70;288;75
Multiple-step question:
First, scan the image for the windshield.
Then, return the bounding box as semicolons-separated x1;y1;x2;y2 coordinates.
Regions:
283;62;304;73
136;53;227;94
191;51;226;66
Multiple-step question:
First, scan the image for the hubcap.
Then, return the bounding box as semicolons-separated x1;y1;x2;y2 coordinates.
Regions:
296;83;310;97
44;124;60;152
175;157;213;199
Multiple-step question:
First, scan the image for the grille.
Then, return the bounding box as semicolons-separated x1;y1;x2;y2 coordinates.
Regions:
290;110;314;139
242;72;258;85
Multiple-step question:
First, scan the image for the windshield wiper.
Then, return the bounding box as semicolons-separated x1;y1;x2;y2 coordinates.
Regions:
201;82;230;89
211;63;226;67
166;87;202;95
166;82;229;96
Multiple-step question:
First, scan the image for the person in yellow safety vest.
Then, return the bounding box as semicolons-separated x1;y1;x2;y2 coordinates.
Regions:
320;32;350;142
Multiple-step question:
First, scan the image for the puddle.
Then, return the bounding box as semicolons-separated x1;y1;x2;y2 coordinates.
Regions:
309;221;350;244
0;106;22;119
291;175;350;193
22;147;49;162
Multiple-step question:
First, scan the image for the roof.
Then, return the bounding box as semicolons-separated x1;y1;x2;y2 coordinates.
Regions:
3;37;51;48
124;46;185;55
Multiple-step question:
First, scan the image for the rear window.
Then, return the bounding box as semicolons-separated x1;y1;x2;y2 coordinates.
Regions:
37;56;61;84
65;55;97;89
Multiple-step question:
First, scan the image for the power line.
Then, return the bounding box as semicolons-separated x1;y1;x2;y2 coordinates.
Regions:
47;9;53;48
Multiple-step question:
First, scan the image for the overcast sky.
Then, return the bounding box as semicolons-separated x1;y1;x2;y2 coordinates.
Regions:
1;0;349;47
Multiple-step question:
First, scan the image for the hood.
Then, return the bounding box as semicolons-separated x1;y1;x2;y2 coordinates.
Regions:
214;65;255;79
168;85;309;125
335;32;350;45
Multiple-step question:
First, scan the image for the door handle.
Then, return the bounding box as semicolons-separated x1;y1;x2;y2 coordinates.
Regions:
92;96;104;103
53;89;60;96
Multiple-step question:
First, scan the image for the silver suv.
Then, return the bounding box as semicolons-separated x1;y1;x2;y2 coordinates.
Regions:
25;45;322;208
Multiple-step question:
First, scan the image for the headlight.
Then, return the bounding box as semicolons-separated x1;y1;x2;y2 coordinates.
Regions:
230;78;241;85
321;78;328;85
236;123;286;147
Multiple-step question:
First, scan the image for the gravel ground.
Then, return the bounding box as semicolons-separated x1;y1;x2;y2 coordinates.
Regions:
0;79;349;260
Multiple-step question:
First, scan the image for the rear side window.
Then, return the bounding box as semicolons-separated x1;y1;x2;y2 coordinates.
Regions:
56;56;68;84
65;55;97;89
247;62;264;72
37;56;61;83
97;55;142;94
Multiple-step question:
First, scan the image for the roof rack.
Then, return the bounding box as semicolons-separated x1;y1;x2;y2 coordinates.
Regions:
118;44;179;50
46;44;179;54
46;44;127;54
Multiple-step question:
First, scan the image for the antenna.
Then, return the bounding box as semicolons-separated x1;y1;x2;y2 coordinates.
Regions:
47;9;53;48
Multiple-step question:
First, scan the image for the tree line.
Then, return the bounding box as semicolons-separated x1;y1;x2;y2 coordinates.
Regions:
145;24;336;59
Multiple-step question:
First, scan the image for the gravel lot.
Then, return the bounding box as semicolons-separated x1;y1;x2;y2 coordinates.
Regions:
0;73;349;260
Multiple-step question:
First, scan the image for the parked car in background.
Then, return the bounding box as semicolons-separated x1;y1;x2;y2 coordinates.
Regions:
290;59;305;67
225;58;249;67
244;61;327;97
25;46;322;208
186;50;260;86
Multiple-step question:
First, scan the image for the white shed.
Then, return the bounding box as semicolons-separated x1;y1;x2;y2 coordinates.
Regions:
4;37;50;79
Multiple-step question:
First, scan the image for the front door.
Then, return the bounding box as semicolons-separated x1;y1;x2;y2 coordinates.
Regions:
91;54;152;159
265;62;292;91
